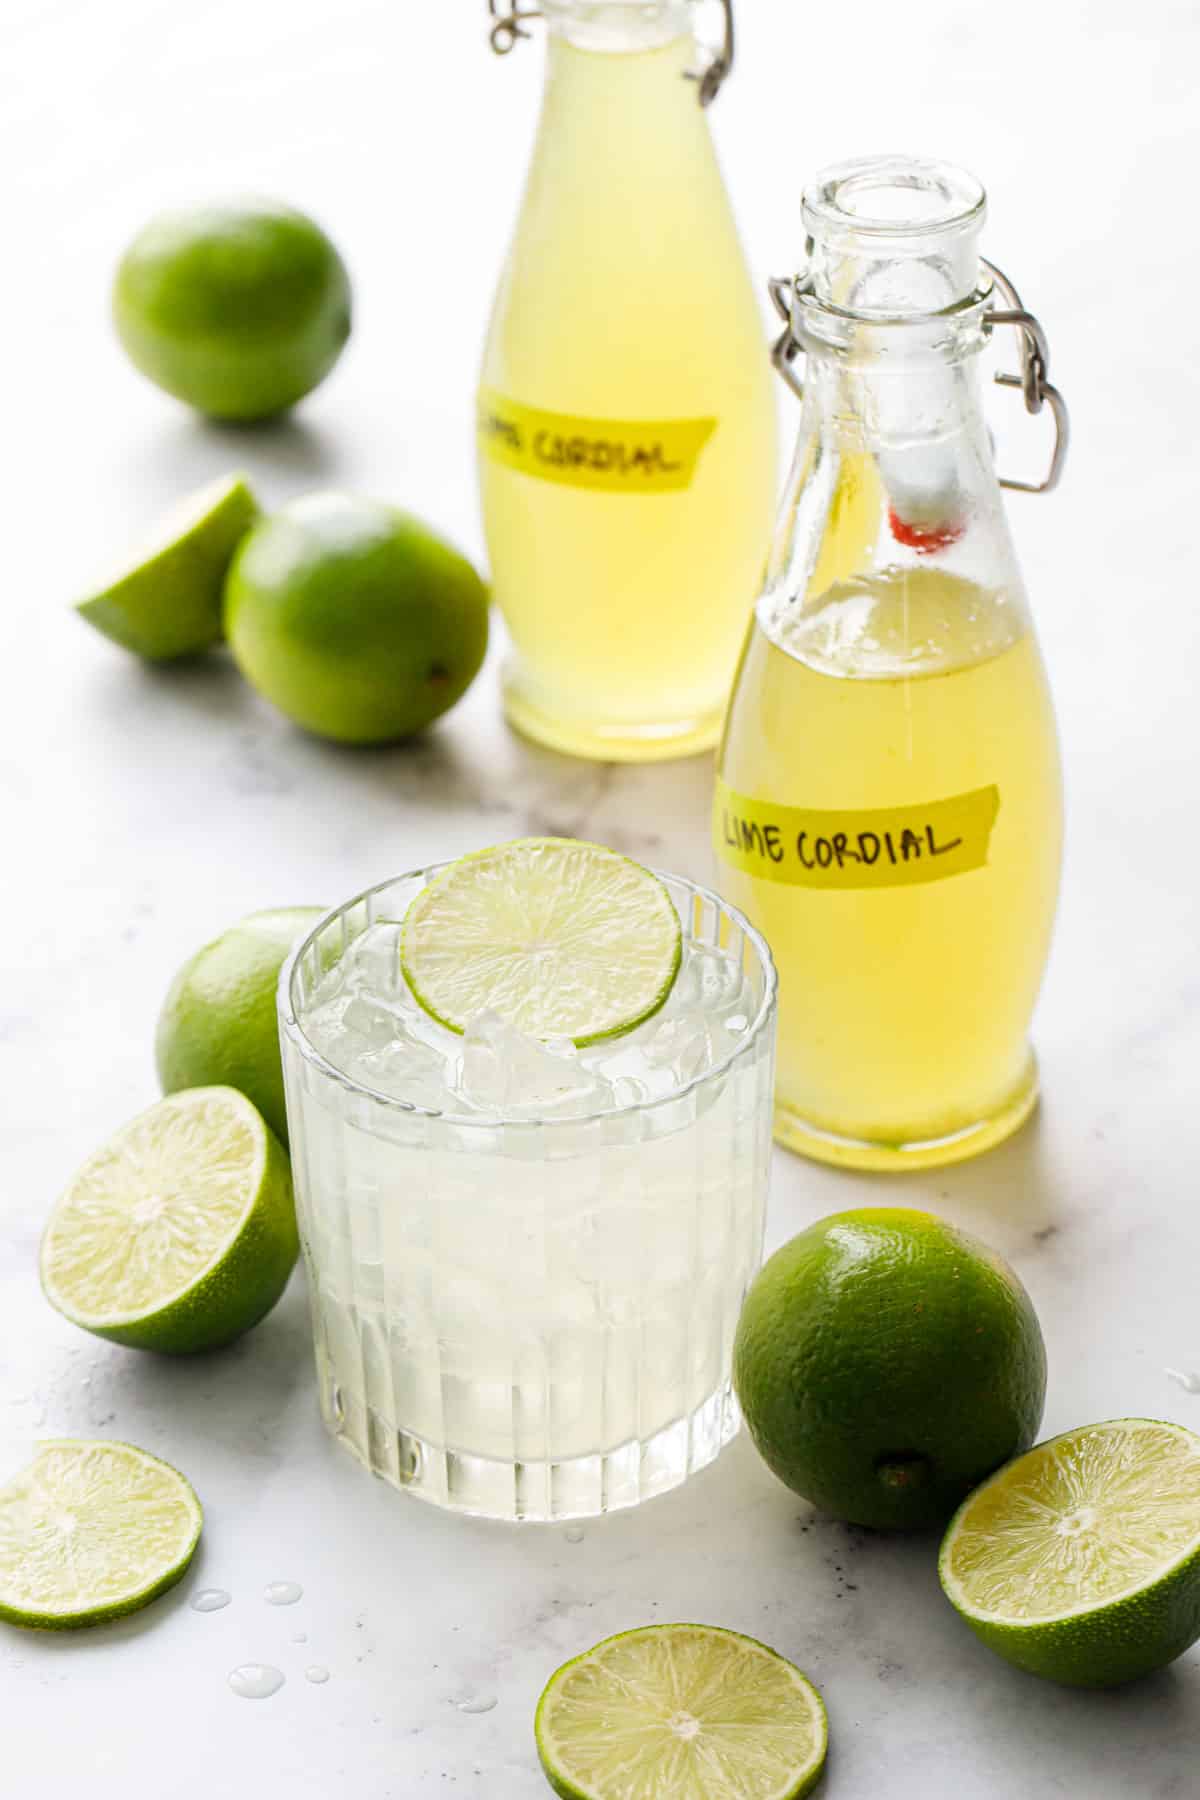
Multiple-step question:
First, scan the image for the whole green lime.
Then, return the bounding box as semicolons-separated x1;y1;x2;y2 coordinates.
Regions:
155;907;322;1145
733;1207;1047;1530
224;493;490;744
112;199;352;421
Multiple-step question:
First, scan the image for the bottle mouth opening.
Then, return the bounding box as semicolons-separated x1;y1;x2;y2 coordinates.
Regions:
804;156;986;248
801;156;987;317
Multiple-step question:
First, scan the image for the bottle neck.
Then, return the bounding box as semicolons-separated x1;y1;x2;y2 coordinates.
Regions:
544;0;693;53
797;301;993;451
784;156;1000;545
799;331;995;548
537;5;709;170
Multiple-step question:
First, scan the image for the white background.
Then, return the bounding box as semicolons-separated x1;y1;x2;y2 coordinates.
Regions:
4;2;1199;1795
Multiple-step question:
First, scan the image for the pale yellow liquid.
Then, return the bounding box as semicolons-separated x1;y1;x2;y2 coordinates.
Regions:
479;30;777;760
717;567;1063;1167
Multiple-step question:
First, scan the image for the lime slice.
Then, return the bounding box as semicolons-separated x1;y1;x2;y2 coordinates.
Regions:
75;472;259;659
40;1087;298;1354
0;1439;202;1629
400;838;682;1044
535;1624;828;1800
939;1418;1200;1687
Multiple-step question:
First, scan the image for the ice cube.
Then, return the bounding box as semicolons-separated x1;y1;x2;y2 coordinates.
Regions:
668;945;744;1014
341;995;402;1049
341;923;403;996
641;1013;716;1085
457;1011;510;1109
353;1026;452;1109
457;1013;613;1118
300;992;357;1064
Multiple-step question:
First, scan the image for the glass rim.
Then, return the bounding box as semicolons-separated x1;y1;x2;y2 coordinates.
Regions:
803;155;987;247
278;861;777;1132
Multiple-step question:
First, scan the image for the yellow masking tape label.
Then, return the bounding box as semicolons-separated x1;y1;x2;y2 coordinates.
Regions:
477;388;717;493
713;780;1001;890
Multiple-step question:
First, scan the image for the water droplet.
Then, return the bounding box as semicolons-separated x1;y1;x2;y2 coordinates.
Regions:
305;1665;330;1685
191;1588;232;1613
564;1526;585;1544
1167;1368;1200;1395
265;1581;303;1606
456;1694;497;1715
228;1664;285;1699
292;1632;308;1644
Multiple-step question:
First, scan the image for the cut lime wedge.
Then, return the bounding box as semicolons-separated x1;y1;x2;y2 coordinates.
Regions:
400;838;682;1044
40;1087;298;1354
75;472;259;659
535;1624;828;1800
0;1439;202;1629
939;1418;1200;1687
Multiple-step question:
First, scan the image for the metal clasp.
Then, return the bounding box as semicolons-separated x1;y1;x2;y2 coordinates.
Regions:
981;259;1069;494
766;264;1069;495
488;0;541;54
768;273;806;401
686;0;735;106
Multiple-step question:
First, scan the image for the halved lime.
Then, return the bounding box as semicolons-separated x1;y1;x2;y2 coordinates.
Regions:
75;472;259;659
939;1418;1200;1687
535;1624;828;1800
0;1439;202;1629
41;1087;298;1354
400;839;682;1044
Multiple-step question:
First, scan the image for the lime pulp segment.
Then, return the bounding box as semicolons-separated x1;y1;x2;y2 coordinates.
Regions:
400;838;682;1045
939;1418;1200;1686
535;1624;828;1800
0;1440;202;1629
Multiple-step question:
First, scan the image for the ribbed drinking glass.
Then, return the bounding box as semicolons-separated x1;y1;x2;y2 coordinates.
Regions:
279;867;776;1521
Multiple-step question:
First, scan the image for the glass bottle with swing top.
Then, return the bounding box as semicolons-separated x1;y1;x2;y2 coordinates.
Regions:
478;1;777;762
714;155;1069;1171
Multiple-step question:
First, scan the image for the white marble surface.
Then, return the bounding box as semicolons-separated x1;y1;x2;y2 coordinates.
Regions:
5;1;1200;1793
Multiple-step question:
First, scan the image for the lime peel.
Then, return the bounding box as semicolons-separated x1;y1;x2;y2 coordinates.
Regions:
155;904;323;1145
400;838;682;1046
0;1439;202;1630
535;1623;828;1800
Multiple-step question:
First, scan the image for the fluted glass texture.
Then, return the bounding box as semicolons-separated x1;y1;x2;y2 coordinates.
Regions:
278;869;776;1521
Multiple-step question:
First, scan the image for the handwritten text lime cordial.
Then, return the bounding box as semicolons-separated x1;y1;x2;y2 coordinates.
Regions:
713;781;1002;891
477;390;717;495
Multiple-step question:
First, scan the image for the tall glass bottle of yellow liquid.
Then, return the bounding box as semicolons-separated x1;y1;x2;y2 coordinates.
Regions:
478;1;776;761
714;156;1070;1170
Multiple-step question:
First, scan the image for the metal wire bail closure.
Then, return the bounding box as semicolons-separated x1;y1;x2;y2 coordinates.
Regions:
686;0;735;106
488;0;541;54
980;259;1069;494
767;262;1069;495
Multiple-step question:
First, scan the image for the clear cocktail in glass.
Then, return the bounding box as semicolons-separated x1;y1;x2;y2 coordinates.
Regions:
278;865;776;1521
